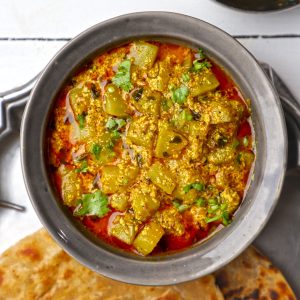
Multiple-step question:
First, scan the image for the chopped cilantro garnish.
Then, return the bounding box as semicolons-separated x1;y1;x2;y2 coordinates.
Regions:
198;48;206;60
242;136;249;147
112;59;133;92
182;73;190;82
91;143;102;160
172;86;189;104
162;98;172;111
195;198;206;207
74;190;110;217
206;215;222;224
111;130;121;139
105;117;126;130
173;200;189;213
76;159;88;173
77;113;86;129
183;182;205;193
192;60;212;72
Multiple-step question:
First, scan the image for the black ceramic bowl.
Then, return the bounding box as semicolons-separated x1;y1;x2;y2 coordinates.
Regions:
21;12;287;285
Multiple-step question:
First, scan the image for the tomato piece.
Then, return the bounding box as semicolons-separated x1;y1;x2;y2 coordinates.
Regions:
238;121;251;138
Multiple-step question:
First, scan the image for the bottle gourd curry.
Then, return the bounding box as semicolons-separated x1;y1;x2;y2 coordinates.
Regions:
48;41;255;256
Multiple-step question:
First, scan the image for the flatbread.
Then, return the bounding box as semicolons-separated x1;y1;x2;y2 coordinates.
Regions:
214;247;296;300
0;229;223;300
0;229;296;300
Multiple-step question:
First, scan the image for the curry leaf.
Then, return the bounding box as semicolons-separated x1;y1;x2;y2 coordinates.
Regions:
112;60;133;92
74;190;110;217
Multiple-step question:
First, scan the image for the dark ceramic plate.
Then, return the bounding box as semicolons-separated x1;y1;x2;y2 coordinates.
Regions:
214;0;300;12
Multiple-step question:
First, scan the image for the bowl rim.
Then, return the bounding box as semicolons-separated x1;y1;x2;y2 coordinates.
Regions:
21;11;287;285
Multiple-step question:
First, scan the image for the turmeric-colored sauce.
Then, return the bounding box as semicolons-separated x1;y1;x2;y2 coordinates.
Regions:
47;41;255;256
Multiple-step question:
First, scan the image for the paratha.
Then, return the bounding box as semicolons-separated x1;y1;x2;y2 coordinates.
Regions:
0;229;296;300
0;229;223;300
214;247;296;300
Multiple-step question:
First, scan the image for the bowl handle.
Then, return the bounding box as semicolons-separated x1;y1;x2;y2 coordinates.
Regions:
261;63;300;169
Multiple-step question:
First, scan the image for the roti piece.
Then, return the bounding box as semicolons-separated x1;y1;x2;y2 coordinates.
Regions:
0;229;223;300
214;246;296;300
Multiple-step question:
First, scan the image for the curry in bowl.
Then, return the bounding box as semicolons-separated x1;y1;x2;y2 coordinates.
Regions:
48;41;255;256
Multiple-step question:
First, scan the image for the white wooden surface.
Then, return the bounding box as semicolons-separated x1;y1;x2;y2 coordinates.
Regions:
0;0;300;252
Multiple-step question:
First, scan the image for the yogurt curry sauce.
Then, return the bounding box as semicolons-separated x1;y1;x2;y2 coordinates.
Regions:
48;41;255;256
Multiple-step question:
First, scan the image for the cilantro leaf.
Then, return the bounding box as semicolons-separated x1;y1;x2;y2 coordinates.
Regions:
91;143;102;160
198;48;206;60
173;200;189;213
191;60;212;72
182;73;190;82
105;117;126;130
172;86;189;104
74;190;110;217
76;159;88;173
112;60;133;92
195;198;206;207
183;182;205;193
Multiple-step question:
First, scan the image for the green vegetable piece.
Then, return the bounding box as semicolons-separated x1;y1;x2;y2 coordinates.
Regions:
59;166;82;207
77;113;86;129
132;90;162;116
110;213;138;245
69;87;89;117
147;61;170;92
76;159;88;173
126;116;156;148
112;60;133;92
207;144;237;165
74;190;110;217
101;165;139;194
190;73;219;97
172;86;189;104
131;190;160;221
183;182;205;193
105;84;128;117
148;162;176;195
155;122;188;158
133;220;164;255
130;41;158;69
110;194;129;211
91;143;102;160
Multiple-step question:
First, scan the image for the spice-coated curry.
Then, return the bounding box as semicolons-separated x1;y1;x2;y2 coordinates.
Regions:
48;41;255;256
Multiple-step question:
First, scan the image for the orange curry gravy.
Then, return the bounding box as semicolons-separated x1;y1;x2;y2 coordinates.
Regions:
47;41;255;256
